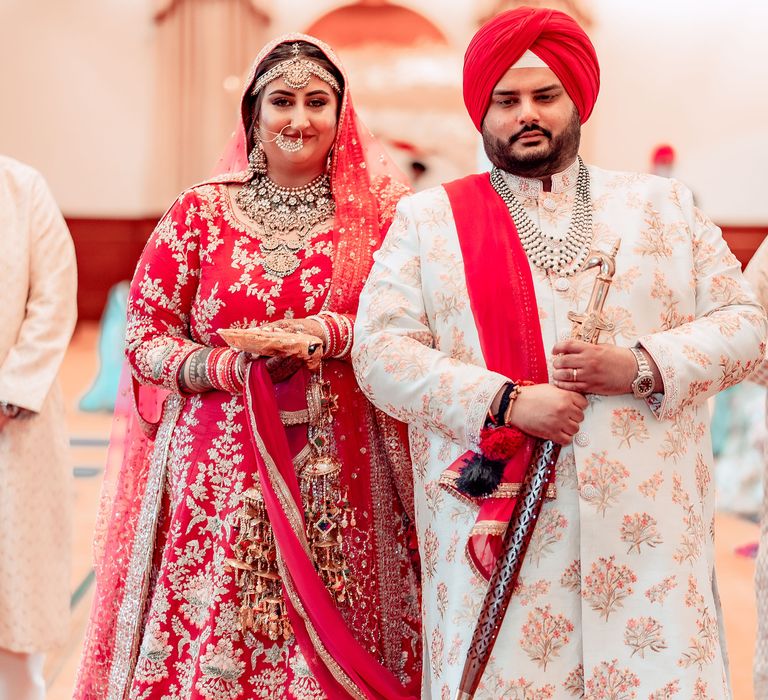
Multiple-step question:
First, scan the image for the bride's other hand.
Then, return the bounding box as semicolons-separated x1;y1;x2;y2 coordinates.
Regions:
262;317;325;343
264;355;304;383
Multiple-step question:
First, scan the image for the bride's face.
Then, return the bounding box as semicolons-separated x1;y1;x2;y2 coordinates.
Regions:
256;75;339;176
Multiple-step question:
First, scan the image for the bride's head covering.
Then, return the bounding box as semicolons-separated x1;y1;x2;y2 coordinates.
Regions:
213;34;410;314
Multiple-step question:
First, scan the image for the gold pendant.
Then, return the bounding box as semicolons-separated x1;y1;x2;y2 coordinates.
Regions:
303;453;342;479
261;246;300;278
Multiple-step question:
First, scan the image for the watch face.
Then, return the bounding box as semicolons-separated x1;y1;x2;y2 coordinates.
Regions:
635;375;655;397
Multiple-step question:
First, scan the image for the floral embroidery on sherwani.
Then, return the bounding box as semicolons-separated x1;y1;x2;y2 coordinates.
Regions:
353;163;767;699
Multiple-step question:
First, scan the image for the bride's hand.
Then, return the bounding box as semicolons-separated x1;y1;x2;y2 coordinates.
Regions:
262;318;325;345
242;318;325;375
264;355;304;383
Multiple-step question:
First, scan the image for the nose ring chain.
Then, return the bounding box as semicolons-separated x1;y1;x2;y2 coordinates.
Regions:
274;124;303;153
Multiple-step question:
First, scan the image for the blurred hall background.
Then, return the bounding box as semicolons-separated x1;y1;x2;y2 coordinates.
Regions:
0;0;767;697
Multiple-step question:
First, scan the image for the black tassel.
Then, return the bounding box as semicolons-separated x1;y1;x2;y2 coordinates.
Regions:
455;454;505;498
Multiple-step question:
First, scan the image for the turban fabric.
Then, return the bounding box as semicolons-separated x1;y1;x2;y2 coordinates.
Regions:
463;7;600;131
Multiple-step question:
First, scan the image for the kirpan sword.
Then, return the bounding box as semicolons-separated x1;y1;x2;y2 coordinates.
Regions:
455;240;621;700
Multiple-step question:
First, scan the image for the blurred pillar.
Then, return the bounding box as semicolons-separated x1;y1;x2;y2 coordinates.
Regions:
149;0;271;209
306;1;473;186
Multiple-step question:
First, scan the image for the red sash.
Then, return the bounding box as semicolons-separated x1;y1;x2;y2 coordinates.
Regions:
440;174;550;581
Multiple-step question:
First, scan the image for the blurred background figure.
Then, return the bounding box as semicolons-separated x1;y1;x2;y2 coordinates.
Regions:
648;141;700;205
650;143;675;178
77;282;129;413
0;156;77;700
743;240;768;699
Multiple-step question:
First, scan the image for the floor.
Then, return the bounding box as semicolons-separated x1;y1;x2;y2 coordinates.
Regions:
44;323;761;699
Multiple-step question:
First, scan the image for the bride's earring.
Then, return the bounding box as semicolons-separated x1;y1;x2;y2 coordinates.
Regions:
248;142;267;175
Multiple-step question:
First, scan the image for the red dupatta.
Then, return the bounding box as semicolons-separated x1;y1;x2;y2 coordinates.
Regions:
440;173;550;581
243;362;416;699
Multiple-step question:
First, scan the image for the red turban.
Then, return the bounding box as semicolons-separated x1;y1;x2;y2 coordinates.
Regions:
463;7;600;131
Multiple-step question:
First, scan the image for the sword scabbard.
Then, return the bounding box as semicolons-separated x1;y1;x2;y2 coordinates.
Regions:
455;241;621;699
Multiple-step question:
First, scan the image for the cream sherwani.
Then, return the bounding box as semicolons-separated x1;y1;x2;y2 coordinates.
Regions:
0;157;77;653
353;159;766;700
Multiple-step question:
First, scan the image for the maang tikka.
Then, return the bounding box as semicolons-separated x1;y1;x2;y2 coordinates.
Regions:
251;43;341;96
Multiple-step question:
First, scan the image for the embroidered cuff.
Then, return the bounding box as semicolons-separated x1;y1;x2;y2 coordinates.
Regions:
637;336;675;420
465;373;511;451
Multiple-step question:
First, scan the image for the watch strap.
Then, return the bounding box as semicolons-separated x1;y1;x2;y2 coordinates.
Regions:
629;346;654;398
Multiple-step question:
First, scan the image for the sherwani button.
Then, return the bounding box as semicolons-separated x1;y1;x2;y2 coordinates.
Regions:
554;277;570;292
542;197;557;212
581;483;598;500
574;432;590;447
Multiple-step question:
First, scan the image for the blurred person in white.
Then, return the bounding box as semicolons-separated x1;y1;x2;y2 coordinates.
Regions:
0;156;77;699
743;239;768;699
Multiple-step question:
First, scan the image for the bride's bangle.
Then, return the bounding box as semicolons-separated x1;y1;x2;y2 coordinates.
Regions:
179;348;212;394
307;314;332;355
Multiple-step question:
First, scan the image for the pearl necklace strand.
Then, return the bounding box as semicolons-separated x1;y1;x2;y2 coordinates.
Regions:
490;157;593;277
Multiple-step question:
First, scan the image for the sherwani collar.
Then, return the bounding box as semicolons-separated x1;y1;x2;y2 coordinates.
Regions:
497;157;580;197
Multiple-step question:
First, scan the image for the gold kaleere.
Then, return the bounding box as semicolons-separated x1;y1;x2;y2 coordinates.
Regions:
226;483;292;641
227;365;356;643
302;366;356;603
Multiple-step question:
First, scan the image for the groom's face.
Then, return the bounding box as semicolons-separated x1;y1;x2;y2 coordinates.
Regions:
482;66;581;178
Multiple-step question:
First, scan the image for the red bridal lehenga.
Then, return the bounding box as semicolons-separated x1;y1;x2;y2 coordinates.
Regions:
74;35;421;700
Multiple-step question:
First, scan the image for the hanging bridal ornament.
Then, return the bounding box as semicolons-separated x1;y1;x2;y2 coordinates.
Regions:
302;365;356;603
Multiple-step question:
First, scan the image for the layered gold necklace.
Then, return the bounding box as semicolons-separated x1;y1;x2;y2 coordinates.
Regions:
236;173;335;278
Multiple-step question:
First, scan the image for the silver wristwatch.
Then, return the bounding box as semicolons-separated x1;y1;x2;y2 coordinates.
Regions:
629;346;655;399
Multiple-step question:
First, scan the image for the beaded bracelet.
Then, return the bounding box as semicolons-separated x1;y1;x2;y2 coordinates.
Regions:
487;382;519;426
502;383;523;426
